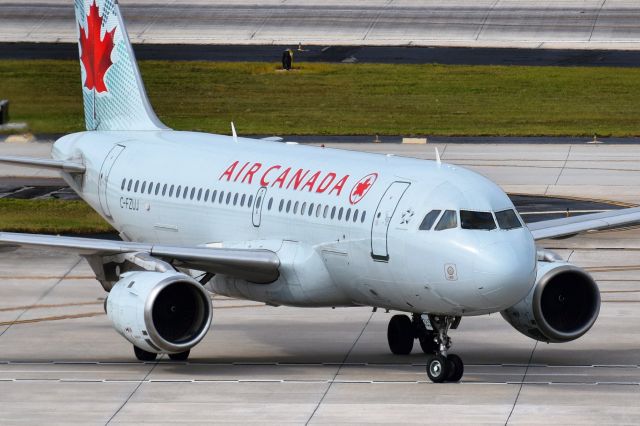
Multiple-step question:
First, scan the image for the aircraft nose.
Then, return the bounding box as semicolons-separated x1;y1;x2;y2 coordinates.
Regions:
473;239;536;309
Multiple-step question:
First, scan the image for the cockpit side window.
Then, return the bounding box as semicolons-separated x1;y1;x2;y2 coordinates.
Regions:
434;210;457;231
460;210;496;230
495;209;523;230
419;209;442;230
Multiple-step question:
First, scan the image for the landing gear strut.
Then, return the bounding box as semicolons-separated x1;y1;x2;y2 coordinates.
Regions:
385;313;463;383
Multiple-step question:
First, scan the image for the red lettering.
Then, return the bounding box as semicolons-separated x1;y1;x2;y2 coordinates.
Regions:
272;167;291;188
287;168;309;190
301;171;321;192
242;163;262;184
219;160;239;181
260;165;281;186
329;175;350;196
315;172;336;193
233;162;250;182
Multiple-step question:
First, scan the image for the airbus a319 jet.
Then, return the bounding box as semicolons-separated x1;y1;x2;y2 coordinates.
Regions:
2;0;640;383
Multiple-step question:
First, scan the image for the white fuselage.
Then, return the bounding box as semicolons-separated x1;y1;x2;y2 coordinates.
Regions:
53;131;537;316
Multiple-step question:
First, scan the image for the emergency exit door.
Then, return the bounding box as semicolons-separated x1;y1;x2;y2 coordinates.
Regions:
370;181;410;261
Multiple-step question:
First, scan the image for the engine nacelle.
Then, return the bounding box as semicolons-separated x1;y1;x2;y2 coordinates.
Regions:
107;271;213;353
501;261;600;343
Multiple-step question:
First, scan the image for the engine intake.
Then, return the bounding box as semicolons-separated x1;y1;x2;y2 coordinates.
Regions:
501;261;600;343
107;271;212;353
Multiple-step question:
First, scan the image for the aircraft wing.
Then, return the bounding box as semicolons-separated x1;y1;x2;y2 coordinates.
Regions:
0;156;85;173
0;232;280;283
527;206;640;240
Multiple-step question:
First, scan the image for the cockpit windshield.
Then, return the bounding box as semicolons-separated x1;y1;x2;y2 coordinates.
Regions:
495;209;522;230
419;209;441;230
460;210;496;230
434;210;457;231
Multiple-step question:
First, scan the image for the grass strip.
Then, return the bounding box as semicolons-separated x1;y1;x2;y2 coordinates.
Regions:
1;60;640;136
0;199;113;234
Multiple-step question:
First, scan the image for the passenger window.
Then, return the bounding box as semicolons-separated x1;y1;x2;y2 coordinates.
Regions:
156;184;161;196
226;192;231;204
309;203;314;216
127;179;133;191
197;188;202;201
362;211;367;223
345;208;351;221
184;186;190;199
234;193;239;205
495;209;523;230
286;200;291;213
323;205;329;218
301;202;307;215
190;187;195;200
241;194;246;207
176;185;181;198
353;209;359;222
256;195;262;208
338;207;343;220
460;210;496;230
141;181;146;194
248;195;254;207
331;206;336;219
148;182;154;195
268;197;273;210
134;180;139;192
121;178;126;190
279;199;284;212
435;210;458;231
316;204;322;217
204;189;209;202
219;191;224;203
293;201;299;214
162;184;167;196
169;185;174;197
212;190;217;202
419;210;442;231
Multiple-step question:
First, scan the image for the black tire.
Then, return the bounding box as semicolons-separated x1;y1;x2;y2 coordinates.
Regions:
387;314;414;355
418;332;437;354
446;354;464;382
426;354;449;383
133;345;157;362
103;297;108;315
169;350;190;361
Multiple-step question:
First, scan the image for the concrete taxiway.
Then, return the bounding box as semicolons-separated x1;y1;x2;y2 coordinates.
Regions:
1;140;640;423
2;0;640;50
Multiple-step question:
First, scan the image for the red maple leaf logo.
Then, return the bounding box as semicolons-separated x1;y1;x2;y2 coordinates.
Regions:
349;173;378;205
79;0;116;93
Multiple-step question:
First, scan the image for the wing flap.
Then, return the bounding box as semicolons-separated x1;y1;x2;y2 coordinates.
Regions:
0;232;280;283
528;206;640;240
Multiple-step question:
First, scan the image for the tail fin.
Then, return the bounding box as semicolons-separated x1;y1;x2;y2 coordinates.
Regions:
74;0;168;131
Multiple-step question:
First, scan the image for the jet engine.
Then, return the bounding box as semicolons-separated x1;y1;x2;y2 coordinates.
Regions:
106;271;213;354
501;261;600;343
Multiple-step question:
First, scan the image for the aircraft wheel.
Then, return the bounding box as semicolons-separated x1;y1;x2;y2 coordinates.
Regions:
387;314;414;355
446;354;464;382
418;332;437;354
169;350;190;361
134;345;157;361
426;354;449;383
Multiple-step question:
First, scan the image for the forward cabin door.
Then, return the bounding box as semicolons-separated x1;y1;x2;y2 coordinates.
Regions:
98;144;125;218
252;186;267;227
371;181;410;261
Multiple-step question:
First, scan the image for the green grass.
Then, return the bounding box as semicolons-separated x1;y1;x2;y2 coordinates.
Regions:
0;199;112;234
1;60;640;136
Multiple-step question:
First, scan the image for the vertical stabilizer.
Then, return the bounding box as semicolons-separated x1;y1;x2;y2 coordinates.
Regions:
74;0;168;131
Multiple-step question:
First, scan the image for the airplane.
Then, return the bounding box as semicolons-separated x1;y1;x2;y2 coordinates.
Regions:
2;0;640;383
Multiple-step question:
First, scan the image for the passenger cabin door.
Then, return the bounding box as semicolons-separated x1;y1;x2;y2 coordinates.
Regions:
252;186;267;227
371;181;410;261
98;144;125;218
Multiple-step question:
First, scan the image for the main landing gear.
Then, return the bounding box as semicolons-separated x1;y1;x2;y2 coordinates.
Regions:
133;346;191;362
386;313;464;383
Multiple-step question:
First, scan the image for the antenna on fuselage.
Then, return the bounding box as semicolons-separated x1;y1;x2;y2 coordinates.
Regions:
231;122;238;143
435;147;442;166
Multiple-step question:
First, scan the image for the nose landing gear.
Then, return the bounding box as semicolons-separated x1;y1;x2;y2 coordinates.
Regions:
385;313;464;383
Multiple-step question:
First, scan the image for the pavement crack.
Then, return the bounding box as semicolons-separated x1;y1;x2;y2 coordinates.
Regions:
505;341;538;425
305;311;374;425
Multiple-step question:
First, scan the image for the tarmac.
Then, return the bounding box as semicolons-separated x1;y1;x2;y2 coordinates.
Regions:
1;140;640;423
2;0;640;50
